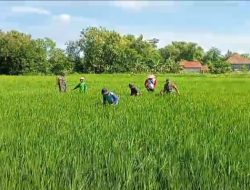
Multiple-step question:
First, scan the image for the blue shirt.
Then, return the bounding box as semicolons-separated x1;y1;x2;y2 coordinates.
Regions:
103;92;119;104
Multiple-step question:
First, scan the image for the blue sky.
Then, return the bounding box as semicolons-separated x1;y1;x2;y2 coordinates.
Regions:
1;1;250;54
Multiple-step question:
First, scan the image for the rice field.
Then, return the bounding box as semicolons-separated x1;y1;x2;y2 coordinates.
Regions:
0;74;249;190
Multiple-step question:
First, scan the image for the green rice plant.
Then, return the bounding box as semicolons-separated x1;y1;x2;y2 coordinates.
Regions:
0;74;249;190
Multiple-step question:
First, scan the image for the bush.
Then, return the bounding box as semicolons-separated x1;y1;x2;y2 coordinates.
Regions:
209;61;232;74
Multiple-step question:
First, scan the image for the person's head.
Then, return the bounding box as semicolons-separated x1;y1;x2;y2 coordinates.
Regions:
60;71;66;76
166;79;170;83
80;77;85;82
101;88;109;96
129;84;133;89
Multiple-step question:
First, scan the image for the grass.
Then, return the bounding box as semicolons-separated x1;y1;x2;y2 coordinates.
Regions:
0;74;249;189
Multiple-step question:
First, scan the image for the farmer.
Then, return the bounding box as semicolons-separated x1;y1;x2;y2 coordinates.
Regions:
57;73;67;92
144;74;157;92
73;77;87;93
101;88;119;105
129;83;140;96
161;79;180;95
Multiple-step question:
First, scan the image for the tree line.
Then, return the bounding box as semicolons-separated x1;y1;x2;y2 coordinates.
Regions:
0;27;248;75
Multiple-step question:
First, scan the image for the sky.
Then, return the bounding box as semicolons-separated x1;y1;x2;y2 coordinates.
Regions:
1;1;250;54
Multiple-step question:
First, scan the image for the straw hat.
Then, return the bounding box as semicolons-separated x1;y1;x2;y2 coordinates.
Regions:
80;77;85;80
148;74;156;79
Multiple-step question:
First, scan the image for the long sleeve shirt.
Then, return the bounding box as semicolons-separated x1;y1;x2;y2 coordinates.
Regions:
73;82;87;93
103;92;119;105
144;78;157;90
130;86;140;96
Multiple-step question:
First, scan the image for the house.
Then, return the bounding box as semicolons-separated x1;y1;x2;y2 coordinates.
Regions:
226;53;250;71
180;60;208;73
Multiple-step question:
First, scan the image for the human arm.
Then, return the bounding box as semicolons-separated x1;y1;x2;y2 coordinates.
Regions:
111;93;119;104
172;83;180;95
73;83;80;90
154;79;158;87
136;88;140;95
144;79;148;88
103;96;107;105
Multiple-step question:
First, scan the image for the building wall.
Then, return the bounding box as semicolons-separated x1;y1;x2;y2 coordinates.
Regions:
183;68;201;73
232;64;250;71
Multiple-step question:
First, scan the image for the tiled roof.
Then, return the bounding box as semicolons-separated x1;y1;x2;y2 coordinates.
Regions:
227;53;250;64
180;60;202;68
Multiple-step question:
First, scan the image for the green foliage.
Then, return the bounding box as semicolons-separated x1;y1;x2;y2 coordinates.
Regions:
209;60;232;74
33;38;56;74
66;40;84;72
77;27;162;73
203;47;222;64
0;28;248;75
0;74;249;189
159;41;205;63
50;48;73;75
241;53;250;59
203;48;233;74
241;64;249;73
0;31;42;75
0;30;71;75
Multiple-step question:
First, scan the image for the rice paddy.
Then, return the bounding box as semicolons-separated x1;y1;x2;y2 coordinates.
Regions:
0;74;249;189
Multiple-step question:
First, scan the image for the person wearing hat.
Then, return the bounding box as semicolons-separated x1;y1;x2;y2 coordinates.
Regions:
144;74;157;92
161;79;179;95
57;72;67;92
73;77;88;93
129;83;140;96
101;88;119;105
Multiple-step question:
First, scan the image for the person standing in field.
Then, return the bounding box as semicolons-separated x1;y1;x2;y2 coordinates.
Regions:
73;77;87;93
101;88;119;105
57;73;67;92
161;79;180;95
144;74;157;92
129;83;140;96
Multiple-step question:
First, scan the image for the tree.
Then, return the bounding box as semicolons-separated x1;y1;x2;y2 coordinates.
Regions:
50;48;73;75
65;40;84;72
78;27;121;73
74;27;163;73
33;38;56;74
203;47;222;65
159;41;205;63
225;50;233;59
241;53;250;59
209;60;231;74
0;31;40;74
0;30;57;75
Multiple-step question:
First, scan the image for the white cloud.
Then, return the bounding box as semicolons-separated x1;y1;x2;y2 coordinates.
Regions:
54;14;72;24
112;1;149;11
109;25;250;54
11;6;50;15
19;15;103;49
112;1;176;11
142;31;250;54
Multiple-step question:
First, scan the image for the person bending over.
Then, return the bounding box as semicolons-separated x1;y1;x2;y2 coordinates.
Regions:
161;79;180;95
129;83;140;96
101;88;119;105
144;74;157;92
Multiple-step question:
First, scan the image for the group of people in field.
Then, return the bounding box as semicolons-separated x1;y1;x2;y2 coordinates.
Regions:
57;74;179;106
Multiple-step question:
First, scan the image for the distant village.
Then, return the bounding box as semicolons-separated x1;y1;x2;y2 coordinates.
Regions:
180;53;250;73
